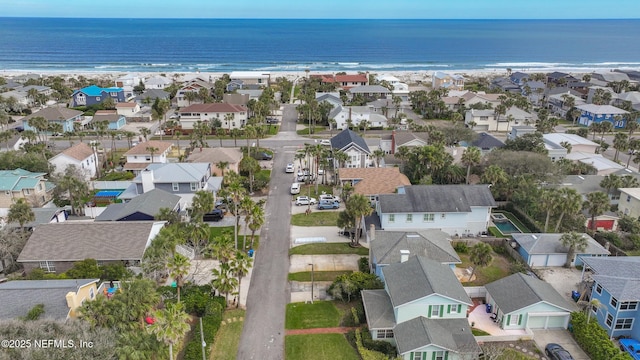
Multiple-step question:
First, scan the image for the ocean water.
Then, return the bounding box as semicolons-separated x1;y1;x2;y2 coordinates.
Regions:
0;18;639;73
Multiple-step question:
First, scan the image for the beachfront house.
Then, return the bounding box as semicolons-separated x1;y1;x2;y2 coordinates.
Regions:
229;71;271;87
0;169;55;208
318;73;369;90
376;185;496;237
115;73;141;98
175;79;213;107
432;72;465;90
144;75;172;90
576;104;629;129
511;233;609;268
178;103;248;130
49;142;98;180
71;85;125;107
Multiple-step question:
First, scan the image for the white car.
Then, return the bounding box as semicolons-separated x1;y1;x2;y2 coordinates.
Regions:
295;196;317;206
285;163;295;173
320;139;331;146
319;194;341;203
290;182;301;195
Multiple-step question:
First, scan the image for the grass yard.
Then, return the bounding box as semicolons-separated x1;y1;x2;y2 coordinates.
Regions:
209;309;245;360
296;126;325;135
289;243;368;256
286;334;359;360
291;211;339;226
457;251;512;286
286;301;341;329
208;226;260;251
288;271;352;282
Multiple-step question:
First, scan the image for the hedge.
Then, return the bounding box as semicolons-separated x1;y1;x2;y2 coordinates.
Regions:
182;294;226;360
570;312;632;360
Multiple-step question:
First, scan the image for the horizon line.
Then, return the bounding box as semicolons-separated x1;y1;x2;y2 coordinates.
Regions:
1;16;639;21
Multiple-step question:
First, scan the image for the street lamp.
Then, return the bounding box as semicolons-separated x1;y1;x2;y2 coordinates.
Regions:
309;263;314;304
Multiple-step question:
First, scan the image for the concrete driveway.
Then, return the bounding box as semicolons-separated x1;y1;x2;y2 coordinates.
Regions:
536;267;585;302
533;329;590;360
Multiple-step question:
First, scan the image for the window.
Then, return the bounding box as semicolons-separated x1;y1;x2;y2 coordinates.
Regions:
96;97;101;101
413;352;423;360
628;195;632;202
434;351;446;360
441;213;446;219
431;306;440;317
145;156;151;161
449;304;460;313
388;214;395;223
606;313;614;327
423;213;435;222
172;183;179;191
377;329;394;339
596;284;602;294
509;314;520;326
620;301;638;311
38;183;43;191
406;214;413;223
190;183;198;191
39;261;56;273
615;318;634;330
89;288;95;300
611;297;618;309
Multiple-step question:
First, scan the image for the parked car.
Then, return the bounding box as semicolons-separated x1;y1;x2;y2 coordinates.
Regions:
317;199;340;210
254;152;273;160
203;209;224;222
266;118;279;124
290;182;301;195
545;343;574;360
319;194;341;203
285;163;295;173
620;339;640;360
320;139;331;146
295;196;317;206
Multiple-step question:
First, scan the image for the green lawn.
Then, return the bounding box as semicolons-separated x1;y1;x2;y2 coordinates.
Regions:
285;301;341;329
289;243;368;256
286;334;359;360
288;271;352;282
208;226;260;251
457;251;512;286
291;212;339;226
296;126;325;135
209;309;245;360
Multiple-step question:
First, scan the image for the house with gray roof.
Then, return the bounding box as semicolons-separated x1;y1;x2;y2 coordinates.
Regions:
95;189;181;222
580;257;640;339
484;273;576;330
511;232;609;268
134;88;170;104
368;229;460;281
362;256;480;360
376;185;496;237
470;132;504;154
329;105;388;131
22;106;84;133
0;279;99;321
348;85;392;101
17;221;165;274
330;129;372;168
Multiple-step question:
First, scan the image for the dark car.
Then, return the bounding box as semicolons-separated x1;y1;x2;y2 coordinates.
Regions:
266;118;279;124
545;343;574;360
202;209;224;222
254;152;273;160
14;126;24;132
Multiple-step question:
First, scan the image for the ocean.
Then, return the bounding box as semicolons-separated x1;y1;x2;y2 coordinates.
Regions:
0;18;639;74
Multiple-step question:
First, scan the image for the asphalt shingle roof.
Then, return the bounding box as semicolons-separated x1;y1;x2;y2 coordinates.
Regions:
330;129;370;154
379;185;495;214
485;273;576;314
361;289;395;329
23;107;83;121
338;167;411;196
394;317;480;355
95;189;181;221
582;257;640;301
512;233;609;255
371;230;460;266
133;163;210;183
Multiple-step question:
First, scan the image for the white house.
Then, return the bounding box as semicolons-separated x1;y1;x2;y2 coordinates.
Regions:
543;133;600;154
376;185;496;237
115;73;141;98
465;107;535;132
49;142;98;180
122;141;174;174
330;105;388;130
330;129;372;168
175;80;212;107
178;103;248;130
115;102;141;117
376;75;410;101
144;75;172;90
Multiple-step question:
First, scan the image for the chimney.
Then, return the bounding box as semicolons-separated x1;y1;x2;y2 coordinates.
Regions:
369;224;375;242
65;292;77;309
391;130;396;154
141;168;155;193
400;250;410;263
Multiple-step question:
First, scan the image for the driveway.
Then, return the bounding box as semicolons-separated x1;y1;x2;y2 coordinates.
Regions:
536;267;585;303
533;329;590;360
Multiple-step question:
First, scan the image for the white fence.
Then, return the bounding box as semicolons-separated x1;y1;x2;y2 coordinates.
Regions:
465;286;487;299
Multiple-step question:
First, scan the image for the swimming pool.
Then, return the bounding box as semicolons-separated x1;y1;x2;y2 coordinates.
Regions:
492;213;522;235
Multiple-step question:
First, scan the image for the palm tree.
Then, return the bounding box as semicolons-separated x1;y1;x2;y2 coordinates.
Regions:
345;194;373;247
468;242;493;281
7;198;35;231
184;91;198;105
244;125;256;157
138;127;151;142
560;232;588;268
599;174;622;198
148;302;190;360
613;132;629;162
212;262;238;305
599;121;613;142
553;188;583;232
230;128;241;147
589;122;602;140
461;146;481;184
583;191;610;231
372;148;385;168
539;188;559;232
226;174;247;250
230;251;252;308
247;202;265;248
146;146;159;163
167;253;190;303
216;160;229;177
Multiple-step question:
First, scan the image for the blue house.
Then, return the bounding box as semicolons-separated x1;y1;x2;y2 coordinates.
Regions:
22;107;83;133
93;111;127;130
576;104;629;129
581;257;640;339
512;233;609;268
72;85;125;107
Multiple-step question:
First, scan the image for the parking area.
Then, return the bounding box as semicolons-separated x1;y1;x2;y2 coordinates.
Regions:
536;267;585;300
533;329;590;360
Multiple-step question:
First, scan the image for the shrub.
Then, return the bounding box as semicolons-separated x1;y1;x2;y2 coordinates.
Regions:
358;257;370;273
328;272;383;303
22;304;45;321
491;244;507;255
453;242;468;253
354;329;394;360
570;312;632;360
182;295;225;360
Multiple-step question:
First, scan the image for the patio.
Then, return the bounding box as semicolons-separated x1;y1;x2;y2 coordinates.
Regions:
468;301;529;337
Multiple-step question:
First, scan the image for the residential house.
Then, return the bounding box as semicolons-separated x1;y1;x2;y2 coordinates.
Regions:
368;99;401;119
115;102;141;117
318;73;369;90
143;75;172;90
432;72;464;90
122;140;174;173
49;142;98;180
238;89;268;101
0;279;100;321
491;77;525;93
547;72;575;86
591;71;631;86
0;90;30;108
178;103;248;130
223;93;251;105
548;91;586;117
71;85;125;107
484;273;577;330
338;167;411;204
134;89;170;104
511;233;609;268
461;91;502;108
92;110;127;130
19;84;53;99
229;71;271;87
368;228;461;281
382;130;429;154
376;185;496;237
376;75;409;101
329;105;388;130
348;85;392;101
507;125;537;140
17;221;165;274
316;92;343;108
20;208;68;230
577;104;629;129
12;73;42;84
613;92;640;112
175;79;212;107
330;129;372;168
361;256;480;360
95;189;182;221
186;147;243;176
465;107;534;132
521;80;546;105
586;86;616;104
509;72;530;86
565;152;624;175
115;73;141;98
0;169;55;208
0;133;27;152
542;138;568;162
619;188;640;219
543;133;600;154
22;107;83;133
469;133;505;154
580;256;640;339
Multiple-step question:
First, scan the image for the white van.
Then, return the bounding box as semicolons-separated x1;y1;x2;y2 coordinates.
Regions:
290;182;301;195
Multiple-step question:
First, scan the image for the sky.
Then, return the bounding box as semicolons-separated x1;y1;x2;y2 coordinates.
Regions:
3;0;640;19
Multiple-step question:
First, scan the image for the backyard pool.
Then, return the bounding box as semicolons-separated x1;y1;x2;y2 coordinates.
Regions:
491;213;522;235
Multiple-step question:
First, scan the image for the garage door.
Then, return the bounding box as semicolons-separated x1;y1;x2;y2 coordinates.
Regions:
529;254;566;267
528;315;569;329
